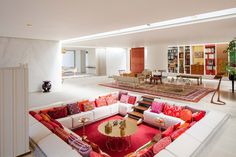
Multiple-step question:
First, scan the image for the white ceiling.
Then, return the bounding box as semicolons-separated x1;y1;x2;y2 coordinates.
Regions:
0;0;236;46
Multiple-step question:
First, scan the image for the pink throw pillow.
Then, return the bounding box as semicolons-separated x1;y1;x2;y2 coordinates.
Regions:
120;95;129;103
153;136;172;154
151;102;164;114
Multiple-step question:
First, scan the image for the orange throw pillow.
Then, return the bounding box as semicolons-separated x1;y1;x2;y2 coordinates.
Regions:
180;109;192;122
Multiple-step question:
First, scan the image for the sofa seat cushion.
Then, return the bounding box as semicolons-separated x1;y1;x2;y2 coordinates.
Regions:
185;122;213;142
143;110;184;129
198;111;228;129
108;102;119;114
119;102;133;116
166;133;201;157
57;116;73;129
37;134;74;157
71;111;94;128
154;150;176;157
93;106;111;120
63;150;82;157
29;122;52;143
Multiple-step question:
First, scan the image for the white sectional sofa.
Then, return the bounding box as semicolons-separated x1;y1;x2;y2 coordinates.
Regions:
29;92;229;157
142;99;229;157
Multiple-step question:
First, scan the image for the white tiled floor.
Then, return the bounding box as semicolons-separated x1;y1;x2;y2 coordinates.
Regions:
28;76;236;157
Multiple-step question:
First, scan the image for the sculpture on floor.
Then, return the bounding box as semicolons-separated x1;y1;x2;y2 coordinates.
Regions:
211;74;226;105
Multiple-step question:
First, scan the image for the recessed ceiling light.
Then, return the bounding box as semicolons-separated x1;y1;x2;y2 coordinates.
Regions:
61;7;236;44
26;24;33;27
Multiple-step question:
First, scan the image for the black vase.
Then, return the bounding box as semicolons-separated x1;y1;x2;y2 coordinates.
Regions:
42;81;51;92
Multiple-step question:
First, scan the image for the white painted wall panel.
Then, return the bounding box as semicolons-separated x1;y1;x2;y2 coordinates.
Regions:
0;37;62;92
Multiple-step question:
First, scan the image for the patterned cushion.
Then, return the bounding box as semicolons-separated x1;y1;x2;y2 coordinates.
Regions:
192;111;206;121
105;96;117;105
95;98;107;107
78;100;89;111
48;106;68;119
120;95;129;103
153;136;172;154
170;127;187;141
83;101;95;111
67;103;80;115
180;109;192;122
163;104;183;118
99;94;112;99
162;126;174;137
127;95;137;105
151;102;164;114
54;127;71;142
138;146;154;157
118;91;128;100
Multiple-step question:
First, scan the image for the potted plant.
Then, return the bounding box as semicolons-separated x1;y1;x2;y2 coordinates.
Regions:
226;38;236;80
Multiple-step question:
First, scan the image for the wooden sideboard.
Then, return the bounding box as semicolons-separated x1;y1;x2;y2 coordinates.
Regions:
191;64;204;75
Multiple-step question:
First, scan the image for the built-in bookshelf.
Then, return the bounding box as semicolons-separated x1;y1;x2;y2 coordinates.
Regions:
185;46;191;74
168;46;178;73
178;46;184;73
167;43;229;76
205;45;216;75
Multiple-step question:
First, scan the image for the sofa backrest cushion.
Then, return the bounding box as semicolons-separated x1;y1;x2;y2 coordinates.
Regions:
118;91;128;100
67;103;80;115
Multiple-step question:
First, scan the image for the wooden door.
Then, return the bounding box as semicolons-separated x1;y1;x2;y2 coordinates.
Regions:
130;47;144;73
216;44;228;75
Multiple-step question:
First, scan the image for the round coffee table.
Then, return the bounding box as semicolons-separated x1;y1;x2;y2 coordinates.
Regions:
98;119;137;152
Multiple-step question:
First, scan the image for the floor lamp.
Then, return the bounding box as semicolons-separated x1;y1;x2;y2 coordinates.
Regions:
211;74;226;105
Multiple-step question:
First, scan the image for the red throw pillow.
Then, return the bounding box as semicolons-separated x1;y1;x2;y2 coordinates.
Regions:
127;95;137;105
180;109;192;122
163;104;183;118
162;126;174;137
34;113;43;121
174;122;181;130
40;113;52;122
54;127;71;142
170;127;187;141
78;100;89;111
192;111;206;121
48;121;60;128
153;136;172;154
29;111;37;116
99;94;112;99
41;121;55;132
47;106;68;119
95;98;107;107
51;119;64;129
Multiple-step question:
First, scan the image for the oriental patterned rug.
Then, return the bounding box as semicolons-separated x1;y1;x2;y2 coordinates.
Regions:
99;82;214;102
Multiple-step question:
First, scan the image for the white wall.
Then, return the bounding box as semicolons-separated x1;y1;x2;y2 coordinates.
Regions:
0;37;62;92
106;48;128;76
62;50;75;67
145;44;168;71
96;48;107;75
